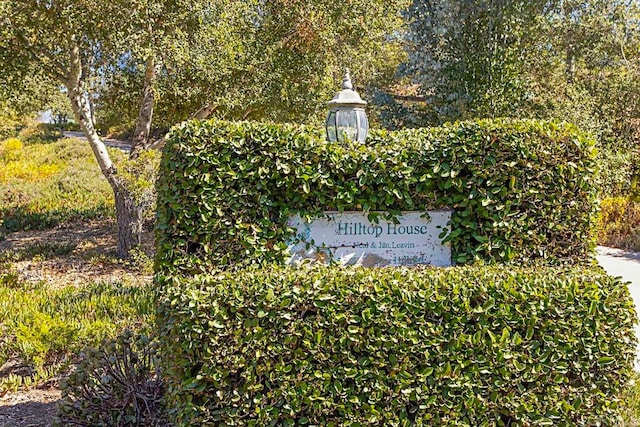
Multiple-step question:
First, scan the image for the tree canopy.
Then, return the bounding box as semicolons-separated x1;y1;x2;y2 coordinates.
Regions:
94;0;408;131
398;0;640;138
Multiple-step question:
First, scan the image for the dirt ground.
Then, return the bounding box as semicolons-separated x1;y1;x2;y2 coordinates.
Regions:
0;389;61;427
0;219;153;426
0;219;153;287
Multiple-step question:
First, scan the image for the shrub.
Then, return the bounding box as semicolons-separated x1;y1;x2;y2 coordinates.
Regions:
0;278;155;381
55;330;167;427
0;112;21;140
620;373;640;426
598;197;640;251
156;118;598;275
63;121;81;132
18;122;63;143
0;160;61;183
159;265;636;426
596;147;639;199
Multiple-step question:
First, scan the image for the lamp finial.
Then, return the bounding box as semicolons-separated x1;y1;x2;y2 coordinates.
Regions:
341;68;353;90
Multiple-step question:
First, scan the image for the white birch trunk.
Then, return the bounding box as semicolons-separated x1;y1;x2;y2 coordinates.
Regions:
66;44;142;258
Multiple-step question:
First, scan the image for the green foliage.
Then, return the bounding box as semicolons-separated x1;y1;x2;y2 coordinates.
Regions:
111;148;161;225
0;277;155;383
156;118;598;274
526;2;640;199
401;0;545;123
0;365;58;393
55;330;167;427
158;265;637;425
124;246;155;276
596;147;639;199
96;0;407;131
398;1;640;201
0;136;114;234
15;312;80;368
598;197;640;252
219;0;407;124
531;1;640;151
17;122;65;143
0;72;65;138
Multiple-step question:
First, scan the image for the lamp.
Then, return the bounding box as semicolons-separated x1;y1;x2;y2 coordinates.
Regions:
325;69;368;143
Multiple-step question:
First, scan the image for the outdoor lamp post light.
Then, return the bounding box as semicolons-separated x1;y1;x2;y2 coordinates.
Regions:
326;69;368;143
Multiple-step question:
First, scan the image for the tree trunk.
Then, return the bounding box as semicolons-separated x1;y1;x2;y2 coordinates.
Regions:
114;185;144;253
130;55;159;158
65;44;141;258
566;44;575;84
561;1;575;85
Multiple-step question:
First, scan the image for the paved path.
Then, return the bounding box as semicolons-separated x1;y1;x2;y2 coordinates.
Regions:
596;246;640;367
63;131;131;153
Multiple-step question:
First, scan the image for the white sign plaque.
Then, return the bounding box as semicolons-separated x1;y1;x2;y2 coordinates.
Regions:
287;211;452;267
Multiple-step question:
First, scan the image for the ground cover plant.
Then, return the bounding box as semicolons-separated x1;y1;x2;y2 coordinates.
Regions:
0;253;155;394
0;215;158;425
0;130;160;424
0;134;114;236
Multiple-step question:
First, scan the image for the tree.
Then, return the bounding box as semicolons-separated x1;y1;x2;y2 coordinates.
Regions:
401;0;547;125
0;0;234;257
530;0;640;197
96;0;409;129
400;0;640;139
233;0;409;124
399;0;640;196
529;1;640;145
1;0;410;257
0;71;64;135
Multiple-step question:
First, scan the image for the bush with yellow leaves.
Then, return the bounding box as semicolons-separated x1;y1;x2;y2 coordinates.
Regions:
598;197;640;251
0;137;24;161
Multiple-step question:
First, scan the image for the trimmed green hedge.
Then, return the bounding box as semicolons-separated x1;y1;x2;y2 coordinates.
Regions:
156;118;598;274
159;265;636;426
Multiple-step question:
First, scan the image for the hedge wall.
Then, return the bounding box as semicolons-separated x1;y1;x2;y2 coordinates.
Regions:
159;265;636;426
155;118;598;274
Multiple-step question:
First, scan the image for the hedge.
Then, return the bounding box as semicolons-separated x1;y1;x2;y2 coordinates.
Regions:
159;265;636;426
155;118;598;274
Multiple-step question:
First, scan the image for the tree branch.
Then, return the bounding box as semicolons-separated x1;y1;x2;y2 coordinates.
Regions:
391;94;426;102
130;54;161;158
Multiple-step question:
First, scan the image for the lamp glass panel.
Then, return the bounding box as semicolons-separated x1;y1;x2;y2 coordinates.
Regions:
336;109;358;142
356;110;369;143
325;111;337;142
